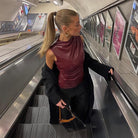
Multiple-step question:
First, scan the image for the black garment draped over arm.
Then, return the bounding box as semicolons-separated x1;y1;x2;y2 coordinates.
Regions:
84;52;113;81
41;63;61;105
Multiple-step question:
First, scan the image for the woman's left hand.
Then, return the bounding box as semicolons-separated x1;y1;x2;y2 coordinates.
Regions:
108;68;114;75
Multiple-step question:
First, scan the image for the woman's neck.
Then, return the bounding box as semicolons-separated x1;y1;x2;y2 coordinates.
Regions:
59;33;71;42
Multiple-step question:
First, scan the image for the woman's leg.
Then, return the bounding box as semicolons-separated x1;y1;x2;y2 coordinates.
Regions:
59;83;90;123
70;91;90;123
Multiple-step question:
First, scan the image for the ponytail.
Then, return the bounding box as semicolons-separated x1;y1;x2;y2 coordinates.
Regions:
38;12;56;57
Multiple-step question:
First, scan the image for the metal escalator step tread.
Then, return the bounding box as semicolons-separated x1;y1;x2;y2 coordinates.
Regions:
37;107;50;123
31;124;56;138
15;124;32;138
15;124;56;138
25;107;39;123
37;85;45;95
52;124;93;138
33;95;49;107
25;107;49;123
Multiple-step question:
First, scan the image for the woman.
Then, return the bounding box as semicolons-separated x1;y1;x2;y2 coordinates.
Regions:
39;9;114;125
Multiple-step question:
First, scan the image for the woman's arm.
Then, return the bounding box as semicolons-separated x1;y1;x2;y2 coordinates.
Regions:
46;49;56;69
80;35;114;80
84;52;114;81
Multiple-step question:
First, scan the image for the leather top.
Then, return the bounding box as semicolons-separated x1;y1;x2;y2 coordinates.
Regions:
51;36;84;89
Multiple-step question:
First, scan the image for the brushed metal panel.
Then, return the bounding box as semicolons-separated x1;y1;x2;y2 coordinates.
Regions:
0;47;45;117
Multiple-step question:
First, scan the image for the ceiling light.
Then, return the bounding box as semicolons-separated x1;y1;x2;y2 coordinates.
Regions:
52;0;63;6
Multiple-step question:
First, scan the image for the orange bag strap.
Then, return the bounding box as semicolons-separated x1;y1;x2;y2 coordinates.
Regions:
59;107;75;123
59;107;62;121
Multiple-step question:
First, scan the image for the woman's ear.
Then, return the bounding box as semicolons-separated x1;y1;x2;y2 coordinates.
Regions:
61;25;68;32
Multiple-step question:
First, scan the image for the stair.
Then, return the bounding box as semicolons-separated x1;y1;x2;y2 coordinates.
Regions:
14;85;56;138
13;83;98;138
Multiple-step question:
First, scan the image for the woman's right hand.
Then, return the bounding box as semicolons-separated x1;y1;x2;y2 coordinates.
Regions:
56;99;66;109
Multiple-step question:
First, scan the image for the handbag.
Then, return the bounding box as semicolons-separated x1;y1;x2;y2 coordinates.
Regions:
59;105;86;132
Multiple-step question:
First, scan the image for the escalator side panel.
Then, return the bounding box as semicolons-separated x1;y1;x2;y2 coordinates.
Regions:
0;47;45;117
89;69;134;138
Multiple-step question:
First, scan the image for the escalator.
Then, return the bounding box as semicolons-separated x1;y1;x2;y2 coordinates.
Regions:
7;69;134;138
12;85;56;138
9;81;93;138
8;77;114;138
0;38;137;138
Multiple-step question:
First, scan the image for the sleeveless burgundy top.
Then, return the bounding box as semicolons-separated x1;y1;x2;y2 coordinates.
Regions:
51;36;84;89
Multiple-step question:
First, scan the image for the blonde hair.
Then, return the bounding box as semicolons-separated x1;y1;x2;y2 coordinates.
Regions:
38;9;78;57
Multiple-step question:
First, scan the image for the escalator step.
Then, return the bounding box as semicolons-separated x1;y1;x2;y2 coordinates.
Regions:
37;85;45;95
52;124;93;138
25;107;50;123
15;124;56;138
15;124;32;138
32;95;49;107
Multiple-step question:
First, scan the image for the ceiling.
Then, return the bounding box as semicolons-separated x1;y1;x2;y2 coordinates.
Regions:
29;0;122;18
29;1;76;14
0;0;126;21
0;0;22;21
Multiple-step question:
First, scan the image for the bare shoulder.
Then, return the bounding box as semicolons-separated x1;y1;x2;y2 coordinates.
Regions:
46;49;56;69
80;35;84;42
46;49;55;58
